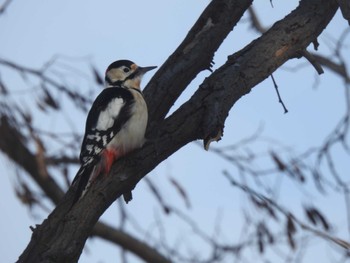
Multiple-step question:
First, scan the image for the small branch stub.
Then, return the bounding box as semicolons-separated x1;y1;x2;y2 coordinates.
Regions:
298;50;324;75
204;129;223;151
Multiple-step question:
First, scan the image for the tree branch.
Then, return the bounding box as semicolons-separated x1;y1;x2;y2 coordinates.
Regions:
337;0;350;25
0;116;170;263
17;0;339;262
247;6;267;34
312;52;350;83
92;223;171;263
297;50;324;75
144;0;253;124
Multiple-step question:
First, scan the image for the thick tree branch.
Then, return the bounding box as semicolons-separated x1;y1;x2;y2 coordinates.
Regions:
144;0;253;125
0;117;170;263
248;6;350;83
17;0;339;262
337;0;350;25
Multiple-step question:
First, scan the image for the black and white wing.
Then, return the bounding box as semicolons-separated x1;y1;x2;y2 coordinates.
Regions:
79;87;134;167
72;87;134;198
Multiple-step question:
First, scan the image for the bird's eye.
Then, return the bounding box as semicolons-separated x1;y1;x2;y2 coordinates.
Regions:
123;67;130;73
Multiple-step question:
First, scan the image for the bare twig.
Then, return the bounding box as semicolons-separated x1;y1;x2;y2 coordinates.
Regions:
223;171;350;250
0;58;92;109
271;74;288;114
0;0;13;15
298;50;324;75
312;53;350;83
248;7;267;33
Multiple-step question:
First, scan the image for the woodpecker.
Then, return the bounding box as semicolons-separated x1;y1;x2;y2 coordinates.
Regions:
72;60;156;204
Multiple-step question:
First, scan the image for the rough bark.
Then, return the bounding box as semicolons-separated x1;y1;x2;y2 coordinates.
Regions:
144;0;254;124
337;0;350;24
16;0;338;262
0;117;170;263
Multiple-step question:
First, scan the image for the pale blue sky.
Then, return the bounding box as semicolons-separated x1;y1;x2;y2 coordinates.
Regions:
0;1;349;262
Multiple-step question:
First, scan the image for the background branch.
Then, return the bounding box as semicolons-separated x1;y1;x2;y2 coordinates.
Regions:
0;0;348;262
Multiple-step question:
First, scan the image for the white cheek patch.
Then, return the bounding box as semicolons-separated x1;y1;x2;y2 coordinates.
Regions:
108;68;124;81
96;97;125;130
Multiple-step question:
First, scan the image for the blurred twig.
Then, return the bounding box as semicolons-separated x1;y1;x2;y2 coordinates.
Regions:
0;0;13;15
223;171;350;250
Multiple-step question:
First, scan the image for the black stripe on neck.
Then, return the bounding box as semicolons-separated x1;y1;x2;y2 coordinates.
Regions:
105;75;123;87
106;82;142;95
129;87;142;94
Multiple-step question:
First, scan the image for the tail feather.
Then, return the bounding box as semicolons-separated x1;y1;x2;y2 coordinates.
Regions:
72;165;94;205
71;150;119;206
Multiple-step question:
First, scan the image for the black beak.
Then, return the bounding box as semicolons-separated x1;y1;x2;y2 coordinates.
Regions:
137;66;157;75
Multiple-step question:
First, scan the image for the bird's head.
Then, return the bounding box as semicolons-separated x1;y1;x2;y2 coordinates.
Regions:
105;60;157;90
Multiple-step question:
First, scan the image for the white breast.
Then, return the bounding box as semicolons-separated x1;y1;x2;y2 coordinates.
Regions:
107;89;148;154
